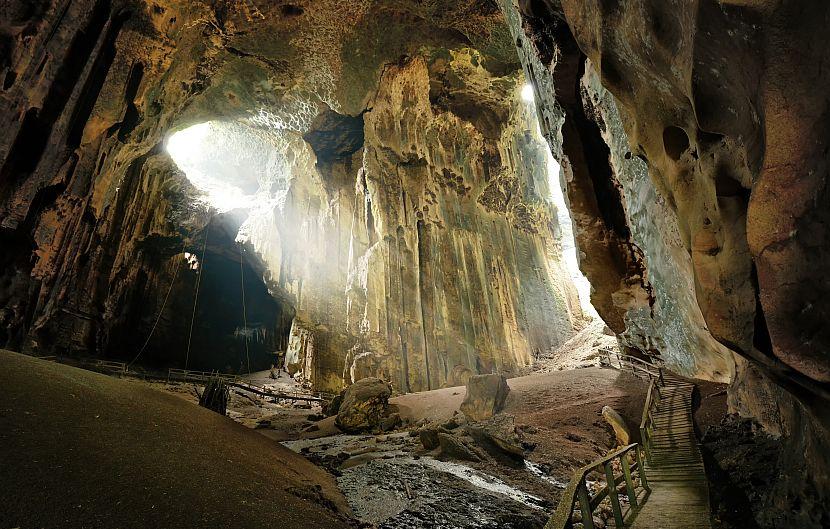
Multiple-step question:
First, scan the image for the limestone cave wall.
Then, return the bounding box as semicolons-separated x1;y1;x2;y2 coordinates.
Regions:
500;0;830;525
0;0;582;392
257;50;584;394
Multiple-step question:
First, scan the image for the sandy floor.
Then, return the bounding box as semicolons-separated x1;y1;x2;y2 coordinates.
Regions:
393;367;649;487
0;350;352;529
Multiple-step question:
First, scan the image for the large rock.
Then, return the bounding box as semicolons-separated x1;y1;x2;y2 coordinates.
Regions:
602;406;631;446
335;378;392;433
437;433;481;462
460;374;510;422
419;426;441;450
467;415;525;467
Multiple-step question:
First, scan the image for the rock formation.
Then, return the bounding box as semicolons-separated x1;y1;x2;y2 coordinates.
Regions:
0;0;583;395
499;0;830;525
601;405;630;446
334;376;392;433
460;373;511;422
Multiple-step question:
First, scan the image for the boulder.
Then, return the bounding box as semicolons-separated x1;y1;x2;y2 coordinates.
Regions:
419;427;440;450
438;433;481;462
467;415;525;467
602;406;631;446
460;374;510;422
323;393;343;417
380;412;402;432
198;377;229;415
335;378;392;433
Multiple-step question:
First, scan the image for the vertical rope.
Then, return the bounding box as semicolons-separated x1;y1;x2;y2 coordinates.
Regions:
128;241;186;369
185;221;210;369
239;241;251;375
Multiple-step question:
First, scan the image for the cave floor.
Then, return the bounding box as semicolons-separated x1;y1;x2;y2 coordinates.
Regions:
0;350;352;529
224;367;651;528
133;364;653;527
1;348;729;529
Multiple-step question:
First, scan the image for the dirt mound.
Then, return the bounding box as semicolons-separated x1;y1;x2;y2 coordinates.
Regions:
0;350;352;529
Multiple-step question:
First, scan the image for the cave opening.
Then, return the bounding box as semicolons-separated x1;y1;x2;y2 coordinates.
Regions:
162;121;297;374
522;83;598;319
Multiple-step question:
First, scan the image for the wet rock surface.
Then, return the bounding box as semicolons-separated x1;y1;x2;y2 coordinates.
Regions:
338;458;549;529
283;429;552;528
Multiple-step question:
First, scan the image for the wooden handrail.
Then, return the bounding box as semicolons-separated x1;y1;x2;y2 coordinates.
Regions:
545;443;650;529
166;368;335;402
598;349;664;384
640;379;655;433
639;379;659;461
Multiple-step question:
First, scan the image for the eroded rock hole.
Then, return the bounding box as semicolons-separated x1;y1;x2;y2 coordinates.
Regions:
281;4;304;17
663;125;691;160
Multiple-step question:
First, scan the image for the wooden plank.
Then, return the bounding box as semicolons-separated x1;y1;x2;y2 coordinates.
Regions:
604;461;625;528
577;480;595;529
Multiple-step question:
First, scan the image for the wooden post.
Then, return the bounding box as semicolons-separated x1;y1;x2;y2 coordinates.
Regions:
621;451;638;508
636;445;650;491
604;461;625;528
577;479;595;529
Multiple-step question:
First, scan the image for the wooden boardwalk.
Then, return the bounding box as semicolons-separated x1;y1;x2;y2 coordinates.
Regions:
630;374;712;529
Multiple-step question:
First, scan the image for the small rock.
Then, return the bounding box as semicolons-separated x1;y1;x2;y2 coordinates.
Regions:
565;432;583;442
467;415;524;467
420;427;440;450
324;394;343;417
380;412;402;432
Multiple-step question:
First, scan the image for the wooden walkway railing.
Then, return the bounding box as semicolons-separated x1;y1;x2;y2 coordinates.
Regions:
29;355;331;403
548;353;712;529
166;368;334;402
34;355;127;373
546;443;650;529
166;368;240;384
598;348;664;384
639;378;659;462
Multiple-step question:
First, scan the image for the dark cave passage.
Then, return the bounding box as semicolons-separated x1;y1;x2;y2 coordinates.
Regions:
107;213;296;374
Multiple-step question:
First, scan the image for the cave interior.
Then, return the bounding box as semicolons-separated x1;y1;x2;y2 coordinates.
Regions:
0;1;829;528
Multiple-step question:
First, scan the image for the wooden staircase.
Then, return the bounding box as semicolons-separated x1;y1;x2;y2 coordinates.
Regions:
630;373;711;529
545;360;713;529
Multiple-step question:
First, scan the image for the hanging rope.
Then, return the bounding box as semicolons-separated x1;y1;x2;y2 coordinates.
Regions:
185;221;210;369
239;240;251;375
128;240;187;369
